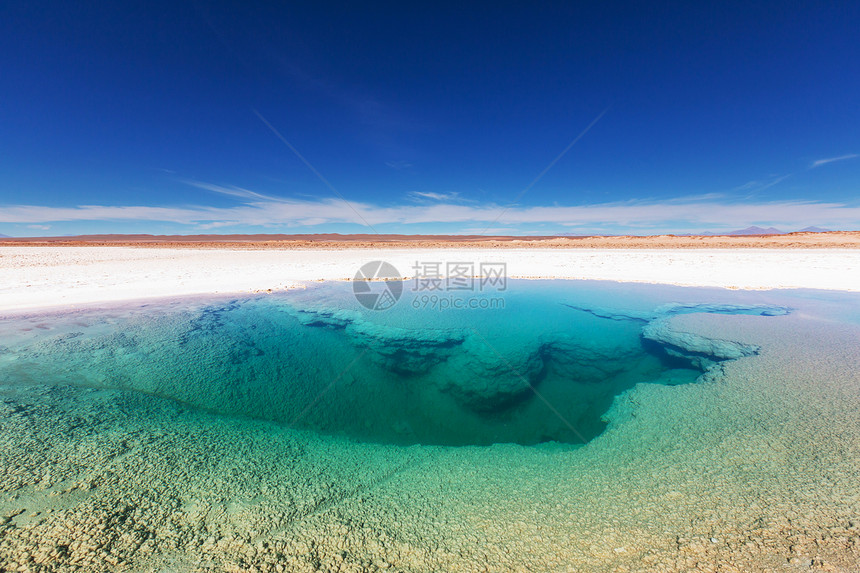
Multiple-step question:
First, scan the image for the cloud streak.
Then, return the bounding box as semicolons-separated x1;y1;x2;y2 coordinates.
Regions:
811;154;859;168
407;191;465;202
733;174;792;193
182;180;289;202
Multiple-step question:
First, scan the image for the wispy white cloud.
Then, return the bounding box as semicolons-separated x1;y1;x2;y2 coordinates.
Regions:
407;191;464;202
2;194;859;233
196;221;242;230
663;192;726;202
811;154;859;168
459;227;518;235
182;180;288;202
733;174;792;193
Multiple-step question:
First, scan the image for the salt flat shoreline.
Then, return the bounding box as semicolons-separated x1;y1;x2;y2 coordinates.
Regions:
2;246;859;312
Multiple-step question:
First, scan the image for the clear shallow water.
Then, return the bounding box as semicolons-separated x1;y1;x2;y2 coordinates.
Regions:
0;281;798;447
0;281;794;446
2;281;860;571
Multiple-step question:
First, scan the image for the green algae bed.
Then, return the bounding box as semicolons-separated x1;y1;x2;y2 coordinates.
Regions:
0;280;858;572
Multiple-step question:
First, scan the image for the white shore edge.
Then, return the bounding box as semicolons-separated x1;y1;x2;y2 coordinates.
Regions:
1;246;859;312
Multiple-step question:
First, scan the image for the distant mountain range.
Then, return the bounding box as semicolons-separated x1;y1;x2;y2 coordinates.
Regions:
726;226;785;235
730;225;830;235
559;226;835;237
692;226;832;236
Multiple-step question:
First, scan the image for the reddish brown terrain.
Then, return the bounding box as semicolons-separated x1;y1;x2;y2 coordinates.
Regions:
2;231;859;249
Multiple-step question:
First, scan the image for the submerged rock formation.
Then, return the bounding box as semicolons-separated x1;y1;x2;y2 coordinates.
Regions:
283;300;788;414
564;302;789;323
282;305;539;410
563;301;788;370
280;305;467;375
641;317;760;370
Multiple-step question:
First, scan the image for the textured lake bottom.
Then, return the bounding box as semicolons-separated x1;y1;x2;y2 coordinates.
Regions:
0;282;859;571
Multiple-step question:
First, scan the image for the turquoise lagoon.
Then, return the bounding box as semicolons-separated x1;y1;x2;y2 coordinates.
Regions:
0;281;794;447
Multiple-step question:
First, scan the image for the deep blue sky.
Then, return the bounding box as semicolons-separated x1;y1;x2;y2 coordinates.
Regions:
2;1;859;236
